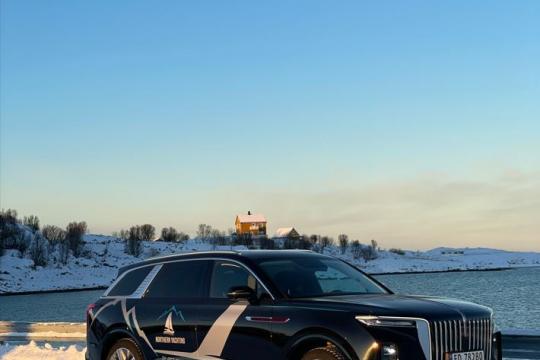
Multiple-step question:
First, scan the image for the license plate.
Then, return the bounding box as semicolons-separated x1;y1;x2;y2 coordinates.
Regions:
448;351;484;360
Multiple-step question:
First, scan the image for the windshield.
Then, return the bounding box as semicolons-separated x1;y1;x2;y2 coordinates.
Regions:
256;256;388;298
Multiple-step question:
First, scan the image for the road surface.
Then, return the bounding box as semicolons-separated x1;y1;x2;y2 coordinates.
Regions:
0;329;538;359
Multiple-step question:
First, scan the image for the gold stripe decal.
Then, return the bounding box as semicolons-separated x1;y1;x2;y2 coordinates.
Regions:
197;304;248;356
156;303;248;360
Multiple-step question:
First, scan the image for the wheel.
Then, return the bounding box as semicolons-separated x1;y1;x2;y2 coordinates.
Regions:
106;338;144;360
301;346;347;360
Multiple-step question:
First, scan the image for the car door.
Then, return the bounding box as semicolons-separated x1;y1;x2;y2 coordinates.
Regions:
195;260;283;360
134;259;212;358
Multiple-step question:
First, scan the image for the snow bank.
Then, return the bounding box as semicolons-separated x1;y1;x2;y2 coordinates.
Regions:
0;332;86;339
0;341;85;359
1;234;539;294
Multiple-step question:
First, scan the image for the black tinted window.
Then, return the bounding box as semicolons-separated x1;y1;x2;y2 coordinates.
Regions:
108;266;152;296
210;261;257;298
145;260;210;298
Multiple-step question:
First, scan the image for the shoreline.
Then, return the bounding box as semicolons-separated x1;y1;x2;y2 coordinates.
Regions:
369;266;518;276
0;286;108;297
1;266;532;296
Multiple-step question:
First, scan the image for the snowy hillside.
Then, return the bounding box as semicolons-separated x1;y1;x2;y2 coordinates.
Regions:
1;234;539;294
340;247;540;274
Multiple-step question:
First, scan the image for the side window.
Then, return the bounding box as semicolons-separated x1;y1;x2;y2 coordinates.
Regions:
145;260;210;299
108;266;152;297
209;261;258;298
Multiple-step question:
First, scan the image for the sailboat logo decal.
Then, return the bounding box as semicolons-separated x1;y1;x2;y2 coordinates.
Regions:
163;312;175;336
157;306;185;336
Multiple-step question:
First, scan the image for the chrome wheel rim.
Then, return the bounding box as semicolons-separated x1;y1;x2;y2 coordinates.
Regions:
110;347;135;360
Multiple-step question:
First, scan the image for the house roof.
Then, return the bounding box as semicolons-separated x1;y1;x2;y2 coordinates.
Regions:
274;227;296;237
236;214;267;223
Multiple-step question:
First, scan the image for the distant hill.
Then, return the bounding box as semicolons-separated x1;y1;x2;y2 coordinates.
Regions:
1;234;539;294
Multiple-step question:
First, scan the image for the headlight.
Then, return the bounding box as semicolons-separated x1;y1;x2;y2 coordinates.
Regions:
355;315;416;327
382;343;399;360
356;315;431;360
492;331;502;360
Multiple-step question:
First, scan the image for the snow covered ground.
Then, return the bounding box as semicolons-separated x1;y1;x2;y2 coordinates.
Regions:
1;234;539;294
343;247;540;274
0;341;85;359
0;341;535;360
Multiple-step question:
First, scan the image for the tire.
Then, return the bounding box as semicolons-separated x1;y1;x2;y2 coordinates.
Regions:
106;338;144;360
301;346;347;360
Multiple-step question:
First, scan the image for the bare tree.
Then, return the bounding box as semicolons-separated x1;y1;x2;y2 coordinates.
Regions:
66;221;87;257
351;240;361;259
368;239;379;260
23;215;40;232
29;232;48;267
371;239;379;253
1;209;22;255
197;224;213;241
58;237;70;265
140;224;156;241
118;229;130;241
298;236;312;250
0;209;18;224
320;236;334;253
357;240;379;261
125;226;143;257
307;234;320;252
178;232;189;242
338;234;349;254
389;248;405;255
13;230;32;255
42;225;66;246
209;229;226;249
161;227;179;242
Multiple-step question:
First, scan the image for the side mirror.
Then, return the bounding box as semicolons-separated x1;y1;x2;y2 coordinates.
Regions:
227;286;255;301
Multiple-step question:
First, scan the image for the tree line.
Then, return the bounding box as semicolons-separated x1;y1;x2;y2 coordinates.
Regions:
115;223;380;262
1;208;383;267
0;209;87;267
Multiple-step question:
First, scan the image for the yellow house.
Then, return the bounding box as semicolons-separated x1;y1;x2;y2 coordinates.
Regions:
235;211;267;236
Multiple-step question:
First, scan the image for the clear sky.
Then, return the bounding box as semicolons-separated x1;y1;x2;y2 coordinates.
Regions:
1;1;539;251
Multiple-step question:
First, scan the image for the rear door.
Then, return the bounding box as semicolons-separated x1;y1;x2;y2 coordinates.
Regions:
135;259;212;358
195;260;282;360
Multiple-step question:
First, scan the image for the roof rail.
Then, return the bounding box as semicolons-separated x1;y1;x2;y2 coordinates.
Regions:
146;250;240;261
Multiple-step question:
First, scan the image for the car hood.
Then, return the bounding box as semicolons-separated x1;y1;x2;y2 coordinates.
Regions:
295;294;492;321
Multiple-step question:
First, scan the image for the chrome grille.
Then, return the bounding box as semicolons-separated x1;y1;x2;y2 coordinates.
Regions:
430;318;492;360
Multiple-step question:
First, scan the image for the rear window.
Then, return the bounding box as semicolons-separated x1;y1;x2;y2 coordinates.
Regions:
107;266;152;296
145;260;210;299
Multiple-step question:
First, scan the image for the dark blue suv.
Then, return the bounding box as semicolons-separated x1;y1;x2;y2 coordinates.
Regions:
86;250;502;360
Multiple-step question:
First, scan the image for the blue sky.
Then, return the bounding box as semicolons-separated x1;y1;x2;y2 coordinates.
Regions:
1;1;539;250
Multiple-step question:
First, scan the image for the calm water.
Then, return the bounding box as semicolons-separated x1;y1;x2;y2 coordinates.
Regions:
376;267;540;330
0;289;104;323
0;267;538;330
